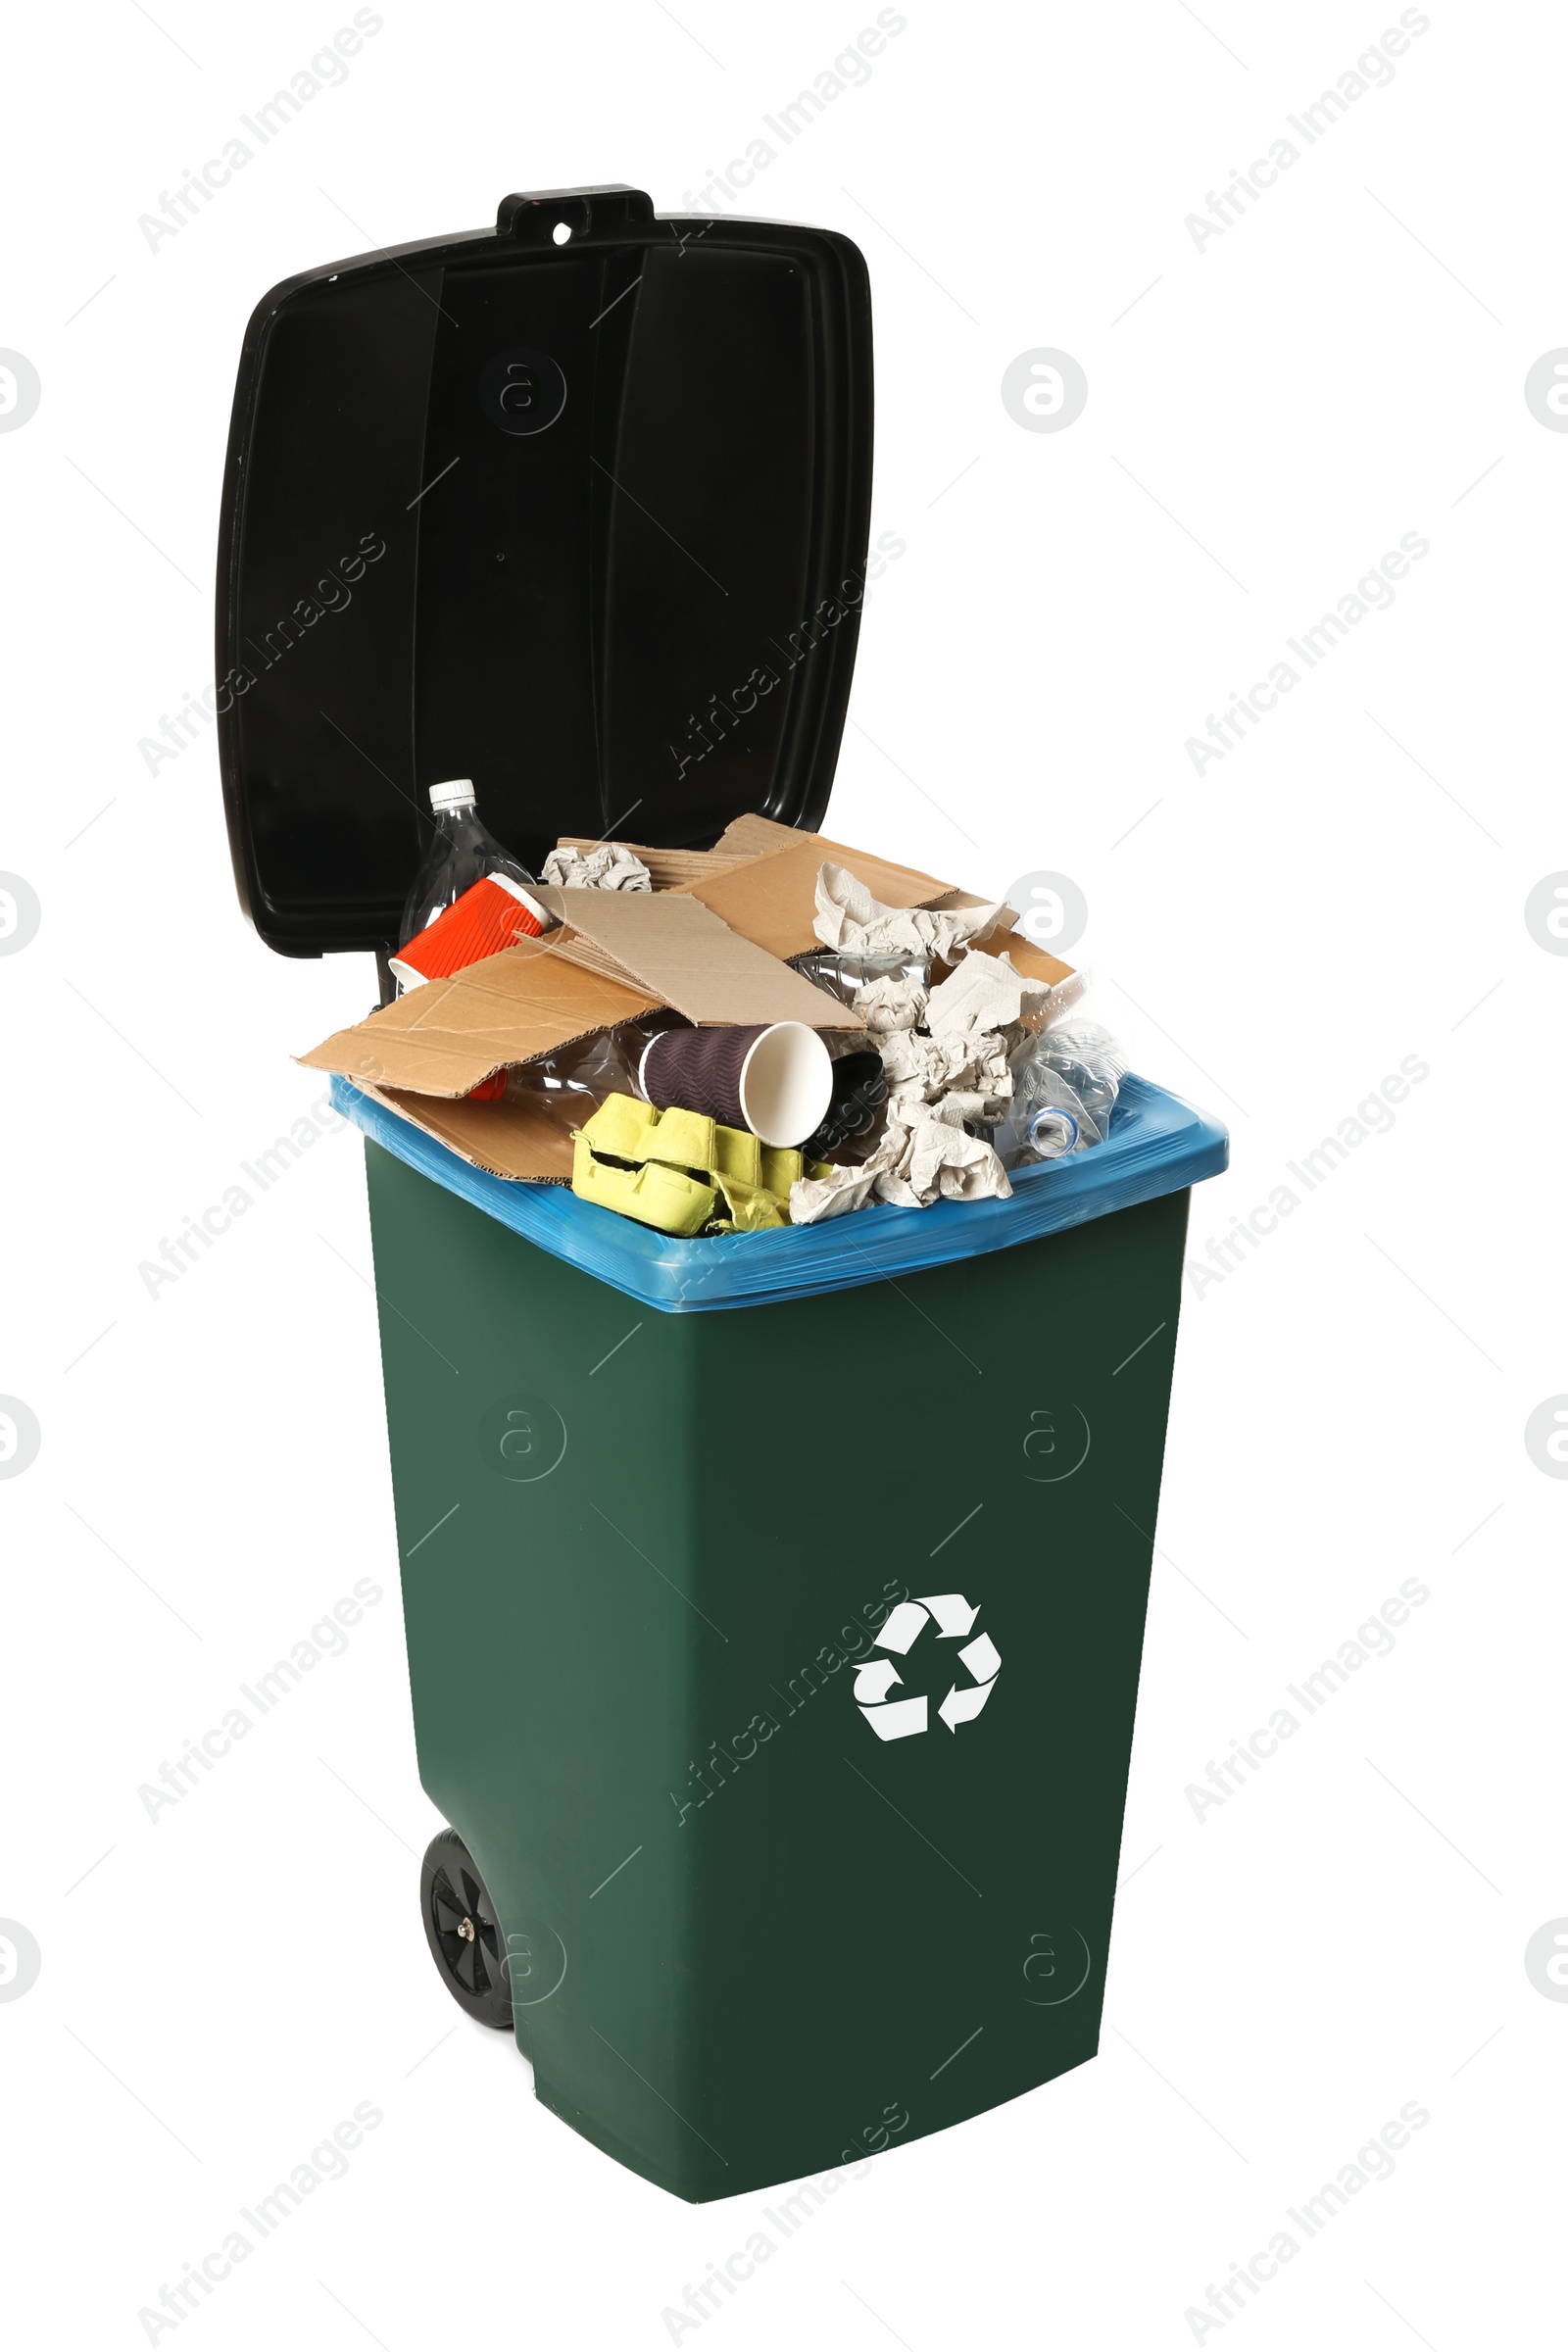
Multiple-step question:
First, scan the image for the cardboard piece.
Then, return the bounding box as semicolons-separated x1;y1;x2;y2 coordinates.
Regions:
552;836;752;889
556;816;1054;971
678;828;959;961
713;812;800;856
695;821;1074;989
375;1082;577;1184
299;933;660;1100
986;932;1074;991
530;887;862;1030
552;812;936;943
300;893;859;1109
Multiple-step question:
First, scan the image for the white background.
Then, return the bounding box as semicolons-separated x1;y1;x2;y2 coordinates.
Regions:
2;1;1561;2344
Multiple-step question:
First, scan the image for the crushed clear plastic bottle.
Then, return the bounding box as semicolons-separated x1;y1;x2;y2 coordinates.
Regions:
1035;1024;1125;1141
466;1017;684;1122
793;946;932;1005
992;1023;1126;1168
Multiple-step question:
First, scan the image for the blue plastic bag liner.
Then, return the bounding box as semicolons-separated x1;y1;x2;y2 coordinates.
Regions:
331;1074;1227;1314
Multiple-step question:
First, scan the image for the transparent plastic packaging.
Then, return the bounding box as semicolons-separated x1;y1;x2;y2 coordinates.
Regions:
470;1017;683;1128
1015;967;1091;1037
786;949;923;1160
990;1063;1091;1167
1035;1023;1126;1140
793;946;932;1007
992;1022;1127;1169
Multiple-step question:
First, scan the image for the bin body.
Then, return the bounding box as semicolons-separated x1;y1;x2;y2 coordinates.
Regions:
365;1136;1191;2202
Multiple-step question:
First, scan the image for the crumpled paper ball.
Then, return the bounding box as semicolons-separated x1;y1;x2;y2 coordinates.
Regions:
540;842;653;892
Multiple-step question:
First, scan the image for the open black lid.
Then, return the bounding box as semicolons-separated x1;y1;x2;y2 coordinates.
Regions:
216;186;873;957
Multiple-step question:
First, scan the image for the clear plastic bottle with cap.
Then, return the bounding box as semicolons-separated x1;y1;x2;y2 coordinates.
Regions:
399;779;541;957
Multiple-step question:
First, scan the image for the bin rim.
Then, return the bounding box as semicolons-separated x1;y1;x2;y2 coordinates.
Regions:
332;1072;1228;1312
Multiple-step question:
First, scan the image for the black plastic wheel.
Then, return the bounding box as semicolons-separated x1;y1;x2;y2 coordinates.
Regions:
419;1828;513;2030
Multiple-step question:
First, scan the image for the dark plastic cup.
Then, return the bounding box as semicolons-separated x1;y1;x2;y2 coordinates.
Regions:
638;1022;833;1148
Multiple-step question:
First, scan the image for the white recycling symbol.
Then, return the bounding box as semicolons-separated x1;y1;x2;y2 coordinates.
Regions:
855;1593;1001;1741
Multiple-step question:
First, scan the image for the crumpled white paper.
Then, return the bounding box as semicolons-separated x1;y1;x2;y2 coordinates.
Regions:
853;973;929;1035
878;1026;1012;1112
789;1158;885;1224
932;1089;1000;1129
923;946;1051;1037
874;1114;1012;1208
813;862;1004;960
540;842;653;892
789;1111;1012;1222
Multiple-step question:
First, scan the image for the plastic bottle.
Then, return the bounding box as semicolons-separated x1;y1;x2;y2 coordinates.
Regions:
794;946;931;1006
991;1060;1092;1167
399;779;541;955
1032;1024;1126;1141
466;1018;678;1122
991;1023;1126;1168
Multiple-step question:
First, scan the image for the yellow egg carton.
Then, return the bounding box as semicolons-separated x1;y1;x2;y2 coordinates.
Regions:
570;1094;830;1237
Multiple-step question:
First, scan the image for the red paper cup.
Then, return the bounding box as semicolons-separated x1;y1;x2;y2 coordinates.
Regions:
639;1022;833;1148
389;873;551;990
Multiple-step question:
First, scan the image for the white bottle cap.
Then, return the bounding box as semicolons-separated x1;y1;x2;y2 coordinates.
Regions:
429;778;476;812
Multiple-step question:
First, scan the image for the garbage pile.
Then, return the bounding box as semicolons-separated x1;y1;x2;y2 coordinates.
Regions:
783;863;1125;1224
300;788;1128;1241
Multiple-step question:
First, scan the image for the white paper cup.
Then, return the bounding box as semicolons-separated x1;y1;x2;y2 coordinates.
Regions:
737;1022;834;1148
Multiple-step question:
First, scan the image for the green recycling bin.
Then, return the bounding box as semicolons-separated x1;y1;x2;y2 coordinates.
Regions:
348;1094;1220;2199
217;185;1227;2201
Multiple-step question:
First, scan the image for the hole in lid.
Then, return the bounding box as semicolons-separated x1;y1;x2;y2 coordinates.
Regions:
552;221;572;245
